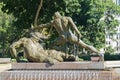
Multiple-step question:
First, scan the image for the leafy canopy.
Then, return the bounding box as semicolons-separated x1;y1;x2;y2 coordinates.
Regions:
0;0;120;50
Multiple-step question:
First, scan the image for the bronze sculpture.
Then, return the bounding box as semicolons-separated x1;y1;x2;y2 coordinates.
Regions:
10;31;68;64
33;12;99;53
10;27;80;63
10;12;103;63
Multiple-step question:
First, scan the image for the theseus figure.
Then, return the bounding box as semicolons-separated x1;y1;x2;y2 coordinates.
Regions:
33;12;99;53
10;31;67;64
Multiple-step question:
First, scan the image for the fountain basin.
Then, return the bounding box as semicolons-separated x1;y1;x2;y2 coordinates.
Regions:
0;70;113;80
0;61;120;80
11;62;105;70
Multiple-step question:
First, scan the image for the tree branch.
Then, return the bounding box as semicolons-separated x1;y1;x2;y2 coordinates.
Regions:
34;0;43;27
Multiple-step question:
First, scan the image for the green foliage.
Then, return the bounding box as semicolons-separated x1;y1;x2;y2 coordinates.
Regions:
71;0;106;49
0;3;16;57
0;0;120;55
75;0;120;49
105;46;115;54
79;54;91;61
100;9;119;35
79;53;120;61
104;53;120;61
0;4;10;42
0;0;81;28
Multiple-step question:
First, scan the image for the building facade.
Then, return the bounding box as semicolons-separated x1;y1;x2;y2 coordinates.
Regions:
113;0;120;5
105;16;120;53
103;0;120;54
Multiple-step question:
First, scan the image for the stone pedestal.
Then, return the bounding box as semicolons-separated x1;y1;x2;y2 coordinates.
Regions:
11;62;105;70
0;61;120;80
0;58;11;63
0;70;113;80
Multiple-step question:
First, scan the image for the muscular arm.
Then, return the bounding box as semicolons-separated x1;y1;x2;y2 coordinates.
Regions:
32;20;54;30
67;17;82;37
10;38;26;61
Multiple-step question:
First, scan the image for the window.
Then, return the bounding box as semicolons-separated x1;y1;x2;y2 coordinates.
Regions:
117;41;119;46
106;34;110;39
117;47;119;51
116;0;120;5
106;41;108;45
117;34;119;39
109;41;111;45
106;41;110;45
119;27;120;31
116;33;120;39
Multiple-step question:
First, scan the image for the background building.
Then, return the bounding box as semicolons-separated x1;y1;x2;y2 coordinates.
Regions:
113;0;120;5
105;16;120;53
103;0;120;54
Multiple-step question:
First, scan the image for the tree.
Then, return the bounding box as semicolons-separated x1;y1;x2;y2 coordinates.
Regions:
0;0;120;51
0;3;15;57
105;46;115;54
73;0;120;49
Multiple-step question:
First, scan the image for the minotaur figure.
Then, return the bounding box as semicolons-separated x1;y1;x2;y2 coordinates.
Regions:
10;31;68;64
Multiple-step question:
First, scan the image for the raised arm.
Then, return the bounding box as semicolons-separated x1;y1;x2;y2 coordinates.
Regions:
67;17;82;37
32;20;54;30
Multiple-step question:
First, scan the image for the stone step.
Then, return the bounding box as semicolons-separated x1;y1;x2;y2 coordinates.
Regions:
105;61;120;68
0;58;11;63
11;62;105;70
1;61;120;80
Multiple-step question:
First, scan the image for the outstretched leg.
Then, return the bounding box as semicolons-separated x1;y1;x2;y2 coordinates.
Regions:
68;33;99;53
